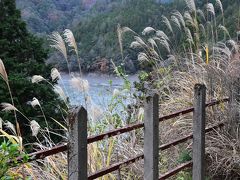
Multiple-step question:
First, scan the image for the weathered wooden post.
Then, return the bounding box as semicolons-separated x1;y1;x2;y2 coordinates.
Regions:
68;107;88;180
192;84;206;180
144;93;159;180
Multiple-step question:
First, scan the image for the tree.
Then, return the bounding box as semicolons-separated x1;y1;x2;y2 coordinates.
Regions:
0;0;67;146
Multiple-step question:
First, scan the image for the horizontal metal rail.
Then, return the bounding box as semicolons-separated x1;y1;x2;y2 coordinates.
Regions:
159;121;224;151
26;143;67;162
86;122;225;179
157;122;224;179
159;97;229;122
15;98;228;165
159;161;193;180
88;153;144;180
88;98;229;144
87;122;144;144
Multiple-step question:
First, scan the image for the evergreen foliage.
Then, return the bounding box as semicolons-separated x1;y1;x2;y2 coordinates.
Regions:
0;0;67;145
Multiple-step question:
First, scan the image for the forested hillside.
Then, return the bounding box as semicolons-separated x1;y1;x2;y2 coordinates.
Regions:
16;0;170;34
73;0;239;72
16;0;239;73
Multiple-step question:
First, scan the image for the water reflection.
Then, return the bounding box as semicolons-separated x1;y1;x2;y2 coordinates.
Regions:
58;73;138;107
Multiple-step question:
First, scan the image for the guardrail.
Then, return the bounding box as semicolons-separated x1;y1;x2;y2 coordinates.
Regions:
18;84;230;180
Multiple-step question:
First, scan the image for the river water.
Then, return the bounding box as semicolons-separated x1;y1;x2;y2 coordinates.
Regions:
58;73;138;107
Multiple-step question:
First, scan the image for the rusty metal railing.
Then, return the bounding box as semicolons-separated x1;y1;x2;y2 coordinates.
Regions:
17;97;229;179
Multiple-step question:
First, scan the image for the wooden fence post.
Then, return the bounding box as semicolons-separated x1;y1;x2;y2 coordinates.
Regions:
144;93;159;180
192;84;206;180
68;107;88;180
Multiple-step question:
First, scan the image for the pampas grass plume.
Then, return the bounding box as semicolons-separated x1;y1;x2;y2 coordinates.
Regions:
51;68;61;81
63;29;78;55
31;97;40;108
215;0;223;14
4;121;16;135
0;58;8;82
54;85;67;102
30;120;40;136
162;15;173;33
137;107;144;121
138;52;149;63
0;117;2;129
113;89;120;97
49;32;68;61
130;41;142;49
70;76;89;92
32;75;45;83
1;103;18;112
206;3;215;16
184;0;196;12
142;27;155;35
155;30;170;41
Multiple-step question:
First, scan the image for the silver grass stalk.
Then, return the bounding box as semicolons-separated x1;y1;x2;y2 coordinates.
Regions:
1;103;18;112
162;15;173;34
113;89;120;97
138;52;149;63
49;32;67;61
4;121;16;135
31;75;45;83
30;97;49;136
0;117;2;129
199;24;206;38
70;76;89;92
159;38;171;53
218;25;231;39
142;27;155;35
171;15;181;30
172;10;185;28
185;28;194;45
215;0;223;15
206;3;215;16
117;25;136;56
216;0;225;39
30;97;40;108
30;120;40;136
51;68;61;81
117;24;124;61
184;11;194;27
49;32;70;75
226;40;238;52
54;85;67;103
197;9;206;22
90;104;103;122
137;107;144;121
63;29;82;76
0;59;18;129
184;0;196;12
148;38;158;49
0;59;8;82
63;29;78;56
155;30;170;42
130;41;142;49
121;26;134;34
207;3;217;41
134;36;147;47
